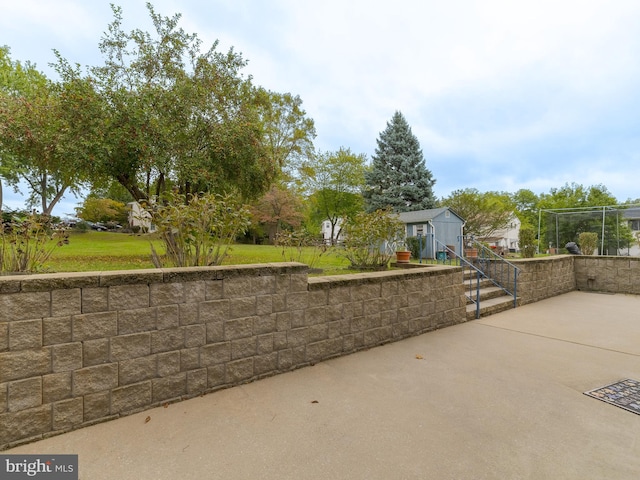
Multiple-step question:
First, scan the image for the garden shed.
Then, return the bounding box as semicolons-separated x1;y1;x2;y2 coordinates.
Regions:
397;207;465;259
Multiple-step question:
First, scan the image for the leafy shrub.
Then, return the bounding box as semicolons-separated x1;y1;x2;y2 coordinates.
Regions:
341;209;405;269
149;192;251;267
518;225;537;258
275;228;327;268
1;214;68;273
578;232;598;255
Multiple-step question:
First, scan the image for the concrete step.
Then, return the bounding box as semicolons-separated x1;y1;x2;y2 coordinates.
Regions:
465;285;507;303
466;294;517;320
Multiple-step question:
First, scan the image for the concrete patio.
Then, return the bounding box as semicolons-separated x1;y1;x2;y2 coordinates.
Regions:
6;290;640;479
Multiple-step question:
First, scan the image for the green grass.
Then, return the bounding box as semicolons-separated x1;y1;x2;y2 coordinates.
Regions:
44;231;353;274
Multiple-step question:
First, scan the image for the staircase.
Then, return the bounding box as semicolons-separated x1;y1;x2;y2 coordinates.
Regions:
435;239;520;320
463;270;519;320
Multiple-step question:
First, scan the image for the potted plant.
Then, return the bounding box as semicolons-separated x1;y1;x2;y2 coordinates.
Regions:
395;241;411;263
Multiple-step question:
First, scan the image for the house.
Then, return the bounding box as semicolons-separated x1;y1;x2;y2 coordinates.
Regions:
127;201;155;232
321;218;344;245
397;207;465;259
477;215;521;254
621;207;640;256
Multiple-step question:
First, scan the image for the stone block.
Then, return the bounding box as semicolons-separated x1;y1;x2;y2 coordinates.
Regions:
256;295;273;316
254;352;278;376
0;405;51;446
43;316;72;346
52;342;83;372
52;397;83;431
290;310;305;329
52;288;82;317
252;275;275;295
305;306;326;326
9;319;42;350
150;282;184;306
151;328;185;354
289;273;308;292
0;291;50;322
207;365;225;387
205;279;224;300
119;356;157;385
157;305;179;330
273;331;288;351
286;291;309;310
200;342;230;366
272;293;286;313
307;338;343;363
276;312;291;331
83;391;111;422
223;277;253;298
277;349;293;370
117;307;157;334
83;338;110;366
327;287;352;305
206;321;224;343
184;281;206;303
72;311;118;341
200;299;229;323
0;348;51;383
179;303;200;326
252;315;274;336
184;324;206;348
352;283;382;301
110;332;151;361
187;369;207;394
224;317;254;340
73;363;118;395
364;326;393;347
81;287;109;314
287;328;307;348
108;284;150;310
43;372;72;404
308;324;328;343
8;378;42;412
111;382;152;414
152;373;186;403
226;358;254;384
291;346;306;366
157;351;181;377
231;337;256;360
0;383;6;414
180;348;200;372
229;297;257;319
0;323;6;352
257;334;274;355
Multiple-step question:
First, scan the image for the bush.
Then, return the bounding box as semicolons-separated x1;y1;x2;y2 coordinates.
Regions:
275;228;327;268
578;232;598;255
1;213;68;273
519;225;537;258
341;209;405;269
149;192;251;267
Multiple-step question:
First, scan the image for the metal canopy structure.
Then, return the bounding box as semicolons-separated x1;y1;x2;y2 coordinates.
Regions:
537;204;640;255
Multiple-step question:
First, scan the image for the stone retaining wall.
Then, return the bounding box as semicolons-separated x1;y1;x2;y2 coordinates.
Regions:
510;255;576;305
0;263;465;450
574;256;640;294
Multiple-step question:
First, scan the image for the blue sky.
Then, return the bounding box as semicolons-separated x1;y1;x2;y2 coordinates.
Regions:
2;0;640;217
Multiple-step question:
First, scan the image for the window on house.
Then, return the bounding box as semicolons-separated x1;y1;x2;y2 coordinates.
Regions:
629;220;640;231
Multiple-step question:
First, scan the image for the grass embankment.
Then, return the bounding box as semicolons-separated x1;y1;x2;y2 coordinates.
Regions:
45;231;352;274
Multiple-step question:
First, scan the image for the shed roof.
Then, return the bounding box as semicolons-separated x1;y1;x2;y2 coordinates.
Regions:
397;207;464;224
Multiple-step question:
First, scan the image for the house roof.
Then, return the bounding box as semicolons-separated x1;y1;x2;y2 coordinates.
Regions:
397;207;464;224
622;207;640;220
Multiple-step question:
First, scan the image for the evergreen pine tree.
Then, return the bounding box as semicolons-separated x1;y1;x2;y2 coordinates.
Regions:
364;111;436;213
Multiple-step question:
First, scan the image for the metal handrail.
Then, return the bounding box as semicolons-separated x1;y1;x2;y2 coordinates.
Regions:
435;241;486;319
463;238;520;308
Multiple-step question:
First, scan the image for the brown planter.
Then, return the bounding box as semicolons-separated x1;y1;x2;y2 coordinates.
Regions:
396;251;411;263
464;248;478;258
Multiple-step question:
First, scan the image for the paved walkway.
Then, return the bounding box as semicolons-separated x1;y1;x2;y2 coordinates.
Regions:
6;291;640;479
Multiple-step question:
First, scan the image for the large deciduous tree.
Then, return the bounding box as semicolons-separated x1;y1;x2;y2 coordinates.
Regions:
55;4;276;202
0;46;88;215
364;111;436;213
440;188;514;238
304;147;366;245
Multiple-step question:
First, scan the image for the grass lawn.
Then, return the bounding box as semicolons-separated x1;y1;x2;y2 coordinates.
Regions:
44;231;353;274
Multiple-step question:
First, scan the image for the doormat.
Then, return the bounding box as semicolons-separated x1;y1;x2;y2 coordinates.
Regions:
584;379;640;415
